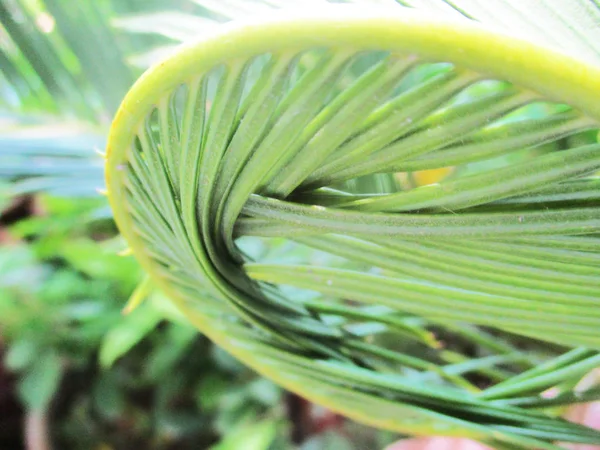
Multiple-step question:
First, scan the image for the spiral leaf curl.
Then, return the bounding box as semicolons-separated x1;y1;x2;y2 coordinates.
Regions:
107;7;600;449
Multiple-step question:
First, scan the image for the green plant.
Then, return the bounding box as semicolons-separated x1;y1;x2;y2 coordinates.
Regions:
105;5;600;450
2;1;600;449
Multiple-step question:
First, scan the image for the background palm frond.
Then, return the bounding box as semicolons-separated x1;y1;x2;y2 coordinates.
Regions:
0;0;194;198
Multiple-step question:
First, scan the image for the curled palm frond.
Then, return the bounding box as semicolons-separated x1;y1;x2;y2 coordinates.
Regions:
106;6;600;449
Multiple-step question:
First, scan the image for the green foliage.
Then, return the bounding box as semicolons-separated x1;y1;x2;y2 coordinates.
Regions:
16;349;62;411
105;4;600;449
0;198;132;405
209;419;278;450
1;1;600;449
99;301;163;368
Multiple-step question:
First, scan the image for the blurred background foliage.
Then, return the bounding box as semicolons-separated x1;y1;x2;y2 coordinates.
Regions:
0;195;396;448
0;1;400;448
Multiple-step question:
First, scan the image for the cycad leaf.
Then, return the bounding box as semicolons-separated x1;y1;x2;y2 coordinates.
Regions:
112;11;217;42
106;6;600;448
0;122;105;197
0;0;172;197
417;0;600;66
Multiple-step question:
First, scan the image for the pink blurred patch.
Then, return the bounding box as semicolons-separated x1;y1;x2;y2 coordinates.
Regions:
387;402;600;450
385;437;492;450
563;402;600;450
